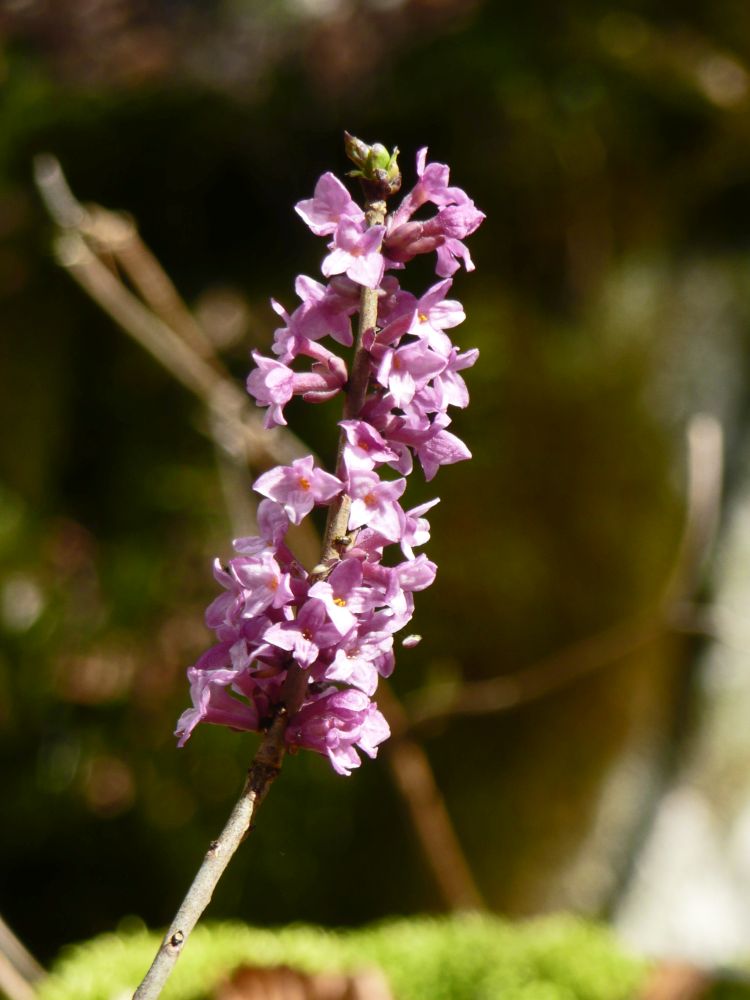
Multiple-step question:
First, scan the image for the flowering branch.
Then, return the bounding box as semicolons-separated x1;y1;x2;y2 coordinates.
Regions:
127;134;483;998
35;149;482;915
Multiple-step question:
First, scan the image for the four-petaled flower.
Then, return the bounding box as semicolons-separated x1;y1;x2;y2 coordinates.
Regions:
254;456;343;525
322;218;386;290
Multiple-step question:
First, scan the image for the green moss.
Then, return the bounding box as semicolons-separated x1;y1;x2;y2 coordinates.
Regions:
39;914;646;1000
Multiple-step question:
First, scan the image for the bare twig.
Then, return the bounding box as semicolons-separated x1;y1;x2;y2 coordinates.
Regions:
407;615;662;732
84;205;221;366
406;413;724;733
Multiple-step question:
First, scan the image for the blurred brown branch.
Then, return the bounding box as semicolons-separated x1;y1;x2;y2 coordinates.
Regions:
406;413;724;734
379;685;484;910
32;153;316;552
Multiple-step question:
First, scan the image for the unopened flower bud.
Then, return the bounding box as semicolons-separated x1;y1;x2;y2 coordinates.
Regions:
401;634;422;648
343;132;401;200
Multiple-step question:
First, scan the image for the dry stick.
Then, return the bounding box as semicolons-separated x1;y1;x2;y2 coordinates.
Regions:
98;215;262;534
103;226;265;536
406;413;724;733
85;199;268;539
132;197;391;1000
84;205;221;367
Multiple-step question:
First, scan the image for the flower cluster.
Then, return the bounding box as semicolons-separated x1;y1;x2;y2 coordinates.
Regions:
176;143;483;775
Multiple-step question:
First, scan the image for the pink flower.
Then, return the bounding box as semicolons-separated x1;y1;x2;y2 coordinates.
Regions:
308;558;375;635
295;172;364;236
286;688;390;776
264;599;341;668
400;498;440;559
375;340;446;408
175;670;262;747
347;469;407;541
246;353;294;428
418;426;472;481
290;275;355;348
229;550;296;617
254;456;343;525
339;419;398;470
432;346;479;409
232;499;289;557
408;279;466;355
391;148;476;226
324;624;395;695
322;218;386;290
204;549;294;630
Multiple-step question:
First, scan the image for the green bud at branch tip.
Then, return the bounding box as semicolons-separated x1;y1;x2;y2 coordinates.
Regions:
344;131;402;200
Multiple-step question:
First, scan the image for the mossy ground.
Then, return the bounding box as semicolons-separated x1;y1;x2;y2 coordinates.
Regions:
39;914;647;1000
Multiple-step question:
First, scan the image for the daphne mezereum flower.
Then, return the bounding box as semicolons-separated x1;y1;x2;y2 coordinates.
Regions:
374;339;447;408
339;419;399;470
322;218;386;289
295;171;364;236
285;687;390;776
263;599;342;668
176;139;483;775
307;557;377;635
408;278;466;356
253;456;343;526
346;469;407;541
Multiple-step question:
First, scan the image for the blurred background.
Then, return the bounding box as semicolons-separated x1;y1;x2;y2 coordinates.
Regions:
3;0;750;975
